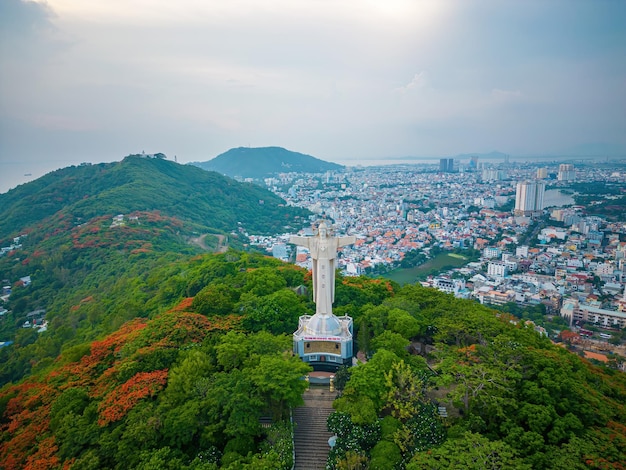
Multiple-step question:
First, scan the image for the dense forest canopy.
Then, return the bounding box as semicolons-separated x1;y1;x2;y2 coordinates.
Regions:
0;252;625;469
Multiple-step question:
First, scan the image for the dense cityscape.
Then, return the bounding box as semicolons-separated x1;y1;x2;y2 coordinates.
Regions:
249;158;626;367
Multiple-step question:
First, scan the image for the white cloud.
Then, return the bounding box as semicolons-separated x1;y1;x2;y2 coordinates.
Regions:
395;72;429;93
0;0;624;186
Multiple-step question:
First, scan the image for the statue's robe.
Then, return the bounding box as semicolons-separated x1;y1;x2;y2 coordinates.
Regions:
290;233;355;315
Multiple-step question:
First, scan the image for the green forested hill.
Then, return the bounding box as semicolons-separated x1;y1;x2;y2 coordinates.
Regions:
0;154;309;239
0;155;309;385
192;146;343;179
0;254;624;469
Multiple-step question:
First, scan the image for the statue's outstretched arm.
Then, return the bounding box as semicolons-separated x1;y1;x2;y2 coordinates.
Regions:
289;236;311;247
337;236;356;248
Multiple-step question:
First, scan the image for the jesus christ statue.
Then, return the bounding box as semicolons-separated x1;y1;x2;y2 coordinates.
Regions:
290;222;355;316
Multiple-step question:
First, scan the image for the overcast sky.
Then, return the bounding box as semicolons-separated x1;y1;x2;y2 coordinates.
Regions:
1;0;625;192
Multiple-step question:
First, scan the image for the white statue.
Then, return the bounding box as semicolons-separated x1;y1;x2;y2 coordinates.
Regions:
290;222;355;315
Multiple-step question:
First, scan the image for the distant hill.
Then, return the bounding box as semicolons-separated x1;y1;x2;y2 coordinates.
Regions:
192;146;343;179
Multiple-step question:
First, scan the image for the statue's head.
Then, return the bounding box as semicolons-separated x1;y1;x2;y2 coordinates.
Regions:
318;221;329;237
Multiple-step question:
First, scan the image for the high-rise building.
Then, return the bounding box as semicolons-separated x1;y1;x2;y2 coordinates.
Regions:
557;164;575;181
469;156;479;170
515;180;546;215
439;158;454;173
536;167;548;179
482;169;504;181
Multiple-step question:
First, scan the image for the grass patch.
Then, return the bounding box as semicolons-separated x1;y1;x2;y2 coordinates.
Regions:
383;253;469;285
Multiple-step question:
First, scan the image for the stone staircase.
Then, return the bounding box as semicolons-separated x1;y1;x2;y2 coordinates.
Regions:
292;387;337;470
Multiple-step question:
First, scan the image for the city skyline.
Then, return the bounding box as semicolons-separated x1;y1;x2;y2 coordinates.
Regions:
0;145;623;195
1;0;625;193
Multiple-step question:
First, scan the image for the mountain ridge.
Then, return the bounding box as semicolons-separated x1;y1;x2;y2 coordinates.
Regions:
191;146;343;179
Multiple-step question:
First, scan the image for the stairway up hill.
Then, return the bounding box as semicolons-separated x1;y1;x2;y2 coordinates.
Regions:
293;387;337;470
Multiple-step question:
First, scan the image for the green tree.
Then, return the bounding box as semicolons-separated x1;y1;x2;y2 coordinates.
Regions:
249;354;311;420
382;360;424;420
243;268;287;296
336;349;400;420
192;283;238;316
371;331;410;359
218;369;265;441
135;446;186;470
408;431;530;470
369;440;402;470
115;404;162;465
215;332;249;371
165;349;214;405
435;346;514;417
240;289;307;334
333;394;378;425
386;307;423;339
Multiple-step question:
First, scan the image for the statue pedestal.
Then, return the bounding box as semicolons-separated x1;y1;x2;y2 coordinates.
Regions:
293;313;353;372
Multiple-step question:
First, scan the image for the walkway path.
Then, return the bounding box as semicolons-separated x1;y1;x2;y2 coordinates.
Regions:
293;387;337;470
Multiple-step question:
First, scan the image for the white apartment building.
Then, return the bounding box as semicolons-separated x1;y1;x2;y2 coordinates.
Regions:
561;299;626;328
557;164;576;182
433;277;466;296
483;247;501;259
539;227;567;241
488;261;508;278
595;262;615;277
481;169;504;182
476;288;515;306
515;181;545;216
516;245;529;258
